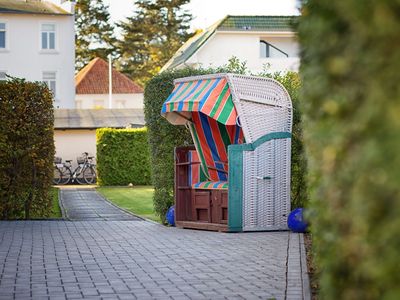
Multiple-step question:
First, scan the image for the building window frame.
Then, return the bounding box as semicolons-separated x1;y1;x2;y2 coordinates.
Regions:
260;40;289;58
40;23;56;51
0;71;7;81
42;71;57;99
0;21;8;50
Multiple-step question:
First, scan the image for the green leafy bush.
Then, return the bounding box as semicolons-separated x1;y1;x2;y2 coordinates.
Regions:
0;78;54;219
145;67;307;222
96;128;151;186
299;0;400;298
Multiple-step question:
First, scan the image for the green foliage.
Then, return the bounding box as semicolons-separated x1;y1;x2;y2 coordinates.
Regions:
117;0;193;86
75;0;116;69
299;0;400;298
145;66;307;222
0;78;55;219
96;128;151;186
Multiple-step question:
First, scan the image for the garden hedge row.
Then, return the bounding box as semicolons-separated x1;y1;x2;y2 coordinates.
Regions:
0;78;54;219
144;67;307;222
299;0;400;298
96;128;151;186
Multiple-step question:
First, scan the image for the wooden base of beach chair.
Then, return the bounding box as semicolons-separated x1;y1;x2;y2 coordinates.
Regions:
175;221;228;232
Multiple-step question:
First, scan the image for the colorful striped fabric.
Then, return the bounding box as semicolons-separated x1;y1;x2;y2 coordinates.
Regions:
189;112;244;182
192;181;228;190
161;78;237;126
187;150;207;185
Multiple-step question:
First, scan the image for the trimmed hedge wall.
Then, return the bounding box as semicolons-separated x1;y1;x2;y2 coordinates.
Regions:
299;0;400;298
96;128;151;186
145;68;307;222
0;78;54;219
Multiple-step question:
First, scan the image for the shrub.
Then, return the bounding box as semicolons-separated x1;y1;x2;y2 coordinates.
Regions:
96;128;151;186
0;78;54;219
299;0;400;298
145;67;307;222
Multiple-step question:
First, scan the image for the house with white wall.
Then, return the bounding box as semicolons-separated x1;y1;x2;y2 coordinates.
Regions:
54;109;145;166
0;0;75;108
75;58;144;109
161;15;299;74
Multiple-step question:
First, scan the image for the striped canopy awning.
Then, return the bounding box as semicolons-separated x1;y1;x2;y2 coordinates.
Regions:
162;75;244;183
161;77;238;126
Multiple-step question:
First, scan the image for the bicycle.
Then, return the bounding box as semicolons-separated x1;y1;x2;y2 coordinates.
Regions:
53;153;96;185
53;157;74;185
70;152;96;185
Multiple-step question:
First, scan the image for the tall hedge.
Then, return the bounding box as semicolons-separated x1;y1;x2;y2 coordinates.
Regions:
96;128;151;186
299;0;400;298
0;78;54;219
145;67;307;222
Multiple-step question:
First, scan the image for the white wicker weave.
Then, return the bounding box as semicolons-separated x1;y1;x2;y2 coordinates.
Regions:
169;73;293;231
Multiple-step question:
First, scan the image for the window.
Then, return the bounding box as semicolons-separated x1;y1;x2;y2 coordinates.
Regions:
41;24;55;50
43;72;56;98
260;41;289;58
0;71;6;81
0;23;6;49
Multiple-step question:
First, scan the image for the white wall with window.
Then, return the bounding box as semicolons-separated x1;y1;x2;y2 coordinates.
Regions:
0;13;75;108
186;32;300;73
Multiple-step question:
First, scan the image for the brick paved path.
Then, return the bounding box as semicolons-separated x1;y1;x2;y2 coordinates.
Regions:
60;189;140;221
0;188;310;299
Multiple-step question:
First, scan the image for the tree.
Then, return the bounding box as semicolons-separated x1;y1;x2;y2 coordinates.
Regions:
117;0;192;86
75;0;116;70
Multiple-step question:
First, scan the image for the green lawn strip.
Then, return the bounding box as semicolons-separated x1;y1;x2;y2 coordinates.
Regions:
50;187;62;218
97;186;160;223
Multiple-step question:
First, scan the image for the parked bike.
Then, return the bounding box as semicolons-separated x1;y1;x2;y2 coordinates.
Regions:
53;152;96;185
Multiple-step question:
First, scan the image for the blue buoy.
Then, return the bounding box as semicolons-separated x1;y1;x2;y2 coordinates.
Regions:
166;205;175;226
287;208;308;233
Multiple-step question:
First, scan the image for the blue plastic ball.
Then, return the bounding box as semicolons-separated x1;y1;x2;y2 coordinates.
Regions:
287;208;308;233
166;205;175;226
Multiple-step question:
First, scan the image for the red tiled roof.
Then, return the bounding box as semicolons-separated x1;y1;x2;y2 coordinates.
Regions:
75;58;143;94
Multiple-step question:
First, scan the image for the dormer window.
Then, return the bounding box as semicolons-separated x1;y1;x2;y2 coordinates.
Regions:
41;24;56;50
260;40;289;58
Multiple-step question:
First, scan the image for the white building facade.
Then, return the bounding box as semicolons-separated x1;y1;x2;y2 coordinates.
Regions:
162;16;300;74
0;0;75;108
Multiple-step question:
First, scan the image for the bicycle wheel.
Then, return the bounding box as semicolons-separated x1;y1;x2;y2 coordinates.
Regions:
75;166;86;185
53;167;62;185
83;166;96;185
58;166;72;185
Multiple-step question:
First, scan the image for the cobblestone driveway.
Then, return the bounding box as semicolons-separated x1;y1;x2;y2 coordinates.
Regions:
0;221;309;299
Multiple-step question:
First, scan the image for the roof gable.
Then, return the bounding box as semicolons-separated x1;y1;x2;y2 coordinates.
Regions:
161;15;298;71
75;58;143;94
0;0;71;15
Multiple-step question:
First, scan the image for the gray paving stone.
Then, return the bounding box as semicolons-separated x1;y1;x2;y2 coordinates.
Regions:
59;189;141;221
0;190;310;300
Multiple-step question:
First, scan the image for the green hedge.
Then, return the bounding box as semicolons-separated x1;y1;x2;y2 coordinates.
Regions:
0;78;54;219
145;67;307;222
96;128;151;186
299;0;400;298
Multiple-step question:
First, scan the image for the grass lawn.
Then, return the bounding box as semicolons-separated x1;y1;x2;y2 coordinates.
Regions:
50;187;62;218
97;186;160;222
